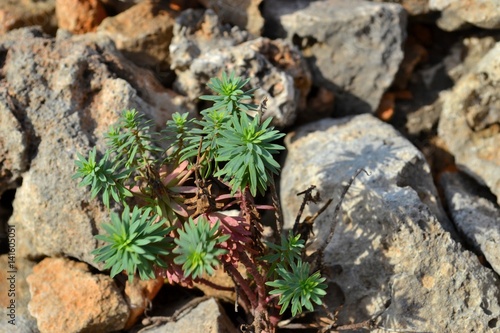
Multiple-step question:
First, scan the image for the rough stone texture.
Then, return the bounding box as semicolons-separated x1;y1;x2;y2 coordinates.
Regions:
124;277;164;329
438;42;500;204
0;0;56;35
0;254;38;332
280;114;500;331
263;0;406;115
137;297;237;333
56;0;107;34
444;36;498;83
441;172;500;274
1;27;183;265
372;0;429;15
170;9;311;127
198;0;264;36
430;0;500;30
98;0;178;71
27;257;129;333
0;93;28;196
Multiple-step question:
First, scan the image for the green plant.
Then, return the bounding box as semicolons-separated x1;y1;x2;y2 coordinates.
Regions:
91;205;173;282
74;71;328;333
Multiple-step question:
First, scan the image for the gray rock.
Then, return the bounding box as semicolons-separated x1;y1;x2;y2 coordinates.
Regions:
198;0;264;36
441;172;500;274
170;9;311;127
280;114;500;331
0;91;28;196
263;0;407;115
430;0;500;30
0;27;182;266
0;254;38;332
438;42;500;204
370;0;429;15
135;297;237;333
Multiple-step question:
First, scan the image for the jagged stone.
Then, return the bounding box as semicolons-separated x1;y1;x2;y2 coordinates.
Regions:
263;0;407;115
280;114;500;331
0;27;184;265
27;257;129;333
169;9;312;127
438;41;500;204
441;172;500;275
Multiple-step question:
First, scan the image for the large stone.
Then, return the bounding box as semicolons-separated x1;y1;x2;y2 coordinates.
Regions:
98;0;178;72
0;93;28;196
438;41;500;205
55;0;107;34
441;172;500;275
136;297;237;333
27;257;129;333
1;27;183;265
263;0;406;115
0;254;38;332
198;0;264;36
430;0;500;30
280;114;500;331
0;0;56;35
170;9;311;127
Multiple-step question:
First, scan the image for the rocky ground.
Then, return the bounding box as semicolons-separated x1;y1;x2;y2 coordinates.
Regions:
0;0;499;332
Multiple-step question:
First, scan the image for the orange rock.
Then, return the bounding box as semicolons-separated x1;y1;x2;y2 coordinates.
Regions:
124;277;165;329
376;92;395;122
27;257;129;333
56;0;107;34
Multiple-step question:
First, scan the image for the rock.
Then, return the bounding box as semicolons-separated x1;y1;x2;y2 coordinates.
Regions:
170;9;311;127
97;0;178;72
430;0;500;30
124;277;164;329
280;114;500;331
444;36;498;83
135;297;237;333
441;172;500;274
0;0;56;35
0;254;38;332
55;0;107;34
198;0;264;36
263;0;407;115
27;257;129;333
438;42;500;204
1;27;183;265
372;0;429;15
0;92;28;196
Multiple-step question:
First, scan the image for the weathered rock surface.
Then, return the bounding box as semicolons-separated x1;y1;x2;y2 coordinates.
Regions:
263;0;407;115
135;297;237;333
430;0;500;30
438;41;500;204
0;95;28;196
55;0;107;34
98;0;178;72
0;254;38;332
199;0;264;36
0;0;56;35
280;114;500;331
1;27;182;265
372;0;429;15
170;9;311;127
441;172;500;274
27;257;129;333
